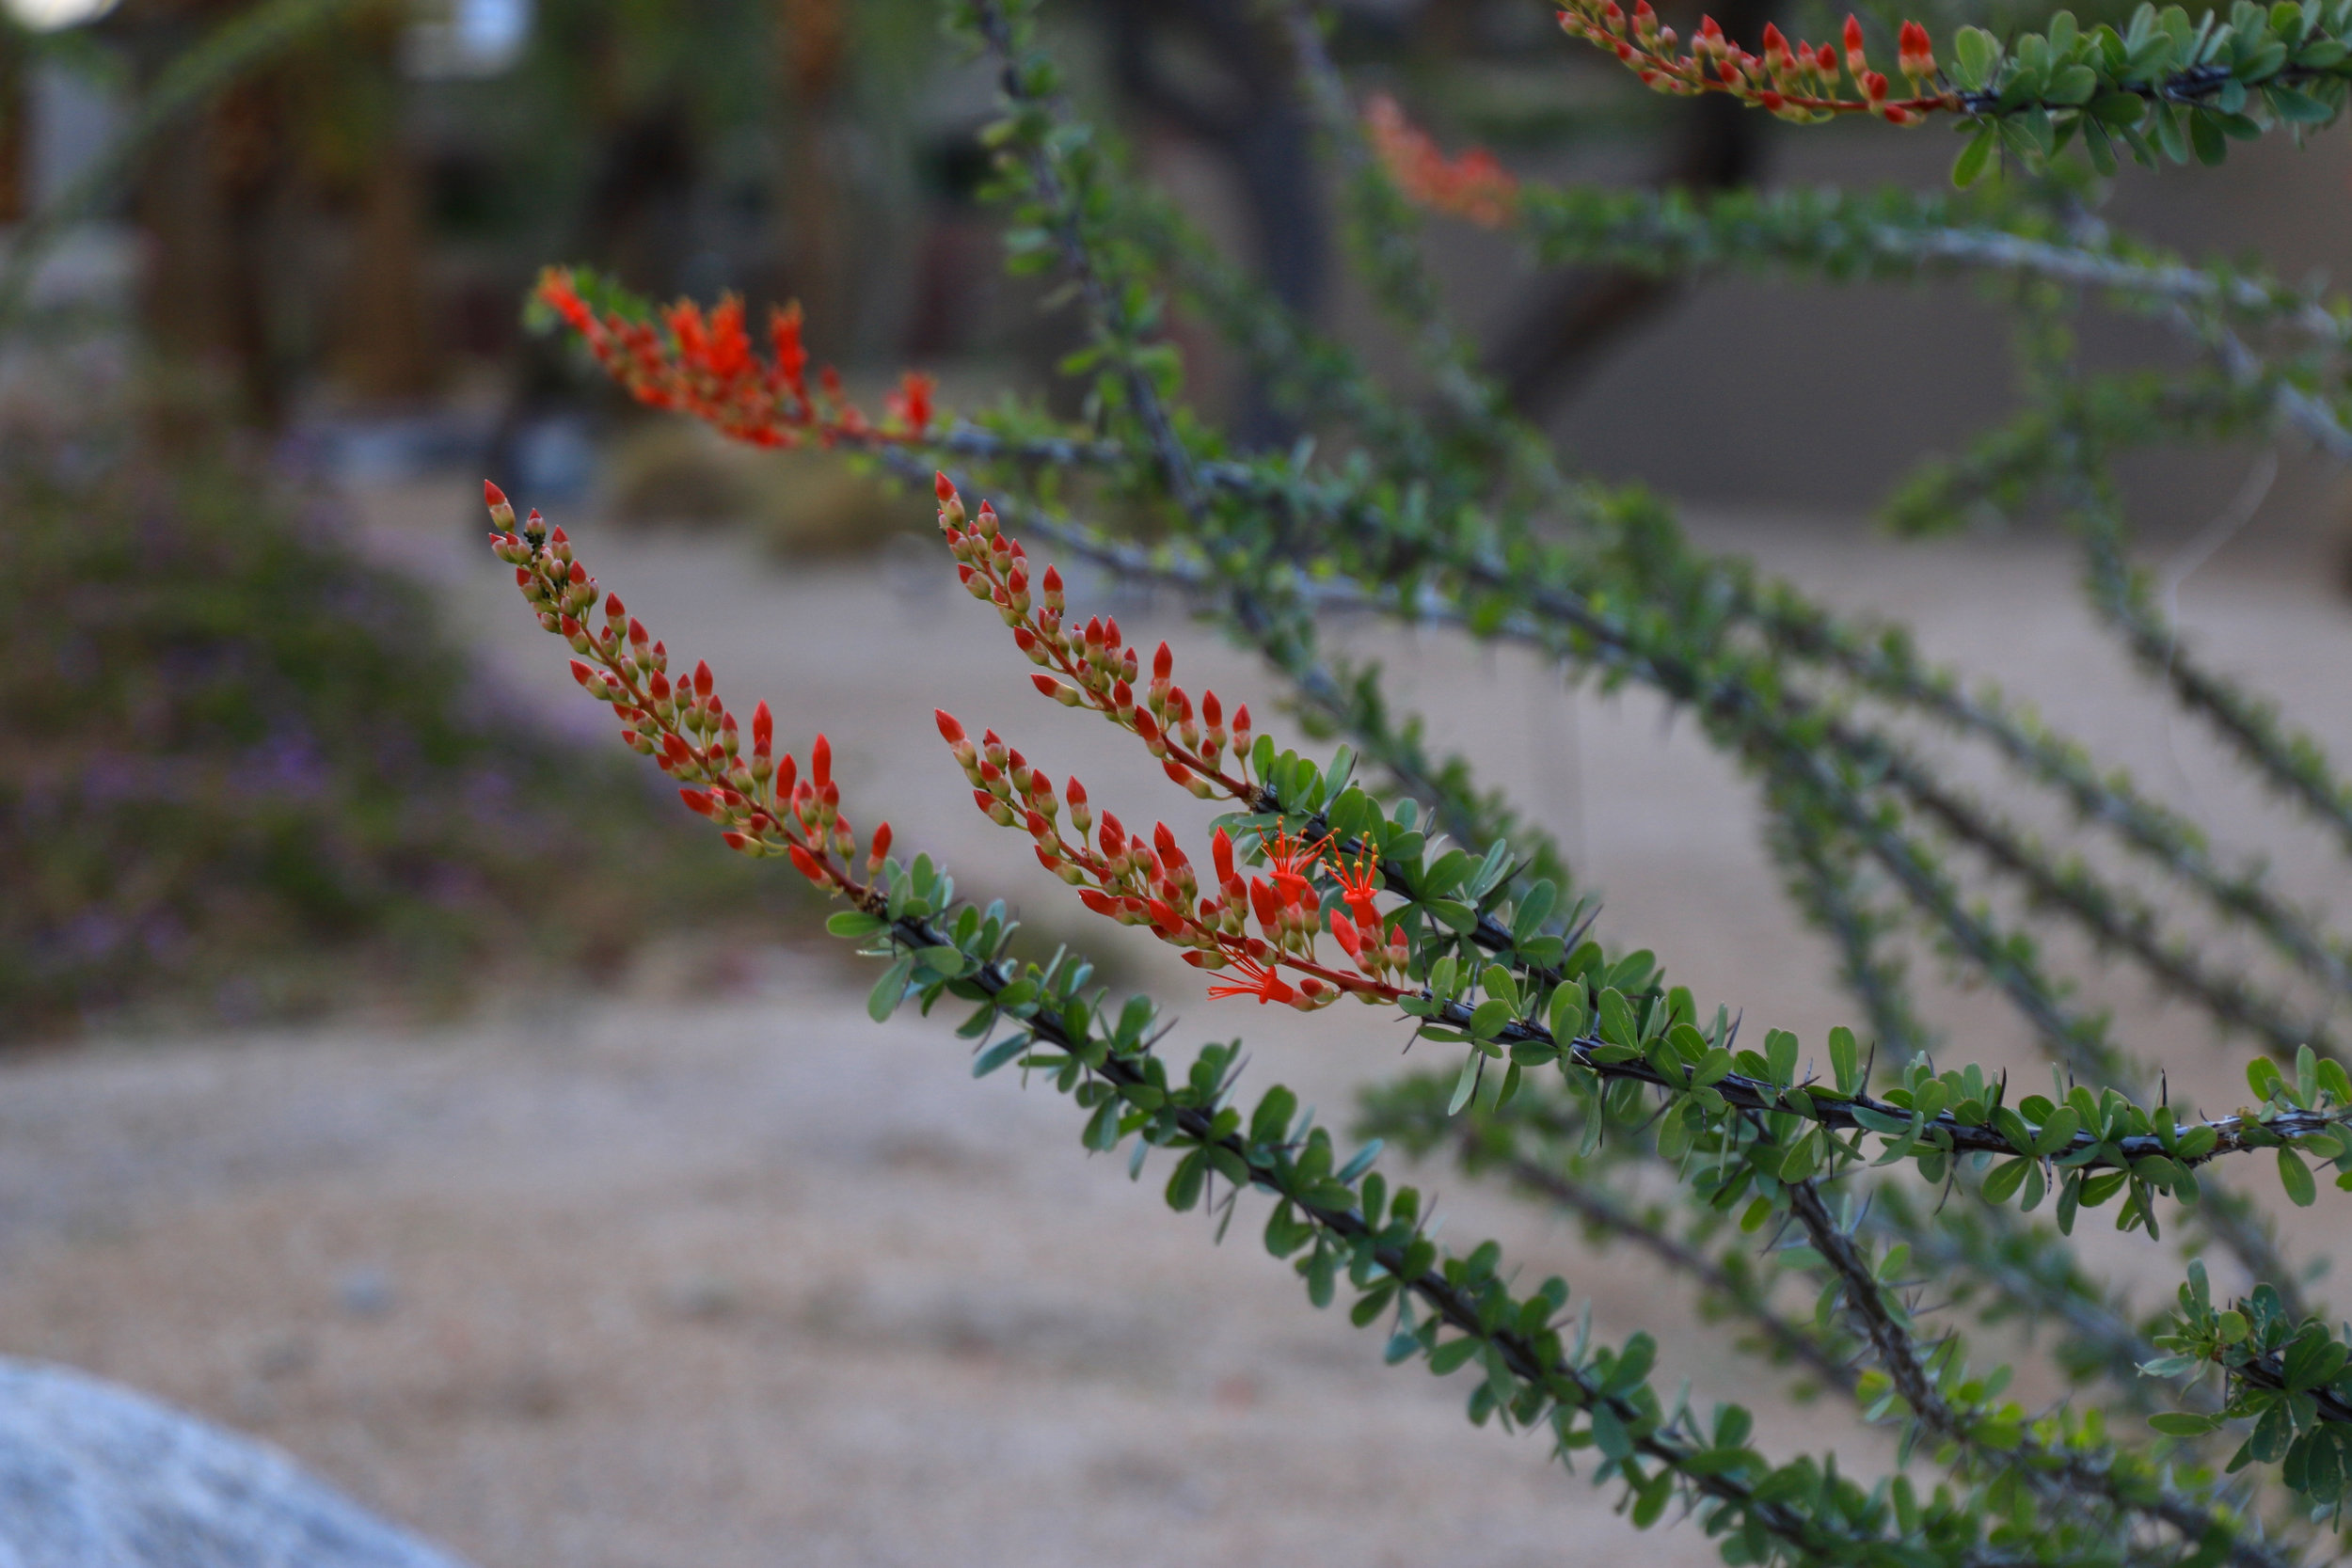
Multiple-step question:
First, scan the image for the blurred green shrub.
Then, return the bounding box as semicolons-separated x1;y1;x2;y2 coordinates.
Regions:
0;389;779;1042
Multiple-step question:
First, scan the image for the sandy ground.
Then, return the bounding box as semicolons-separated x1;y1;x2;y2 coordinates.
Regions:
7;470;2352;1566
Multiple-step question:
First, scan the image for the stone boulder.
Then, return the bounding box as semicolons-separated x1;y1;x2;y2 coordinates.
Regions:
0;1358;470;1568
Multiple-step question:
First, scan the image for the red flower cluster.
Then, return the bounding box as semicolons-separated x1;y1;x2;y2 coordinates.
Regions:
489;463;1419;1015
533;266;937;451
485;480;889;900
1552;5;1945;124
1362;94;1520;230
940;707;1402;1010
934;475;1255;803
930;476;1409;1009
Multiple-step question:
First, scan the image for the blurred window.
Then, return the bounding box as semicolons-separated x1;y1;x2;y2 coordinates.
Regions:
2;0;119;30
402;0;530;80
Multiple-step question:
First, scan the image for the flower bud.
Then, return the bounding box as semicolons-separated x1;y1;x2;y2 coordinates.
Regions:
812;735;831;787
485;480;516;531
1032;673;1083;706
1898;19;1935;80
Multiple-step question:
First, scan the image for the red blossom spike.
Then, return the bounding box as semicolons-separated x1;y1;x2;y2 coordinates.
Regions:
812;735;832;787
1213;827;1236;885
935;710;965;744
1153;642;1173;681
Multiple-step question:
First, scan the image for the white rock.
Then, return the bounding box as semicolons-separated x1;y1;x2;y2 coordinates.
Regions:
0;1358;470;1568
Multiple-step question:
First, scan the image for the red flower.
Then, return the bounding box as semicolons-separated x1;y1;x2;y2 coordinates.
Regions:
1263;827;1327;909
1330;845;1382;929
1206;955;1296;1006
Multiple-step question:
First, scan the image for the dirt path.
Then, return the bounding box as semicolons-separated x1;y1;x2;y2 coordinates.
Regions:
5;474;2350;1565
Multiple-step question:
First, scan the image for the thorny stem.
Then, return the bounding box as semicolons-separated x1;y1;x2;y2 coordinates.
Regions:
1786;1183;2291;1568
1462;1132;1862;1393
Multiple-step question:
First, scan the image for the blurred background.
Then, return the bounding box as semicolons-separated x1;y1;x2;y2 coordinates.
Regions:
3;0;2352;1563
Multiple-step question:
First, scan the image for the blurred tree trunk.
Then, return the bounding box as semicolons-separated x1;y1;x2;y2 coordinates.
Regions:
119;0;435;425
0;34;28;224
121;0;294;426
1104;0;1325;449
778;0;848;353
323;7;435;402
1483;0;1772;417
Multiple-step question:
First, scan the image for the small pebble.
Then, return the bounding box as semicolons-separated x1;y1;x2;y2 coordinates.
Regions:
336;1267;396;1319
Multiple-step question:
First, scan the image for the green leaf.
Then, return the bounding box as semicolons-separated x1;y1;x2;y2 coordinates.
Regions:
1952;129;1997;188
1777;1131;1821;1182
1828;1026;1861;1095
1982;1156;2034;1204
867;956;915;1022
1166;1148;1207;1212
2032;1107;2082;1157
971;1034;1030;1078
1428;1336;1483;1375
2150;1411;2226;1435
1425;898;1479;935
2047;62;2101;101
1597;988;1639;1048
1448;1052;1484;1116
826;911;886;938
2188;108;2229;164
1630;1466;1673;1528
1251;1085;1299;1147
1468;999;1514;1040
1606;1332;1657;1395
1549;983;1589;1041
2090;89;2149;125
2280;1146;2319;1207
1953;25;2001;87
